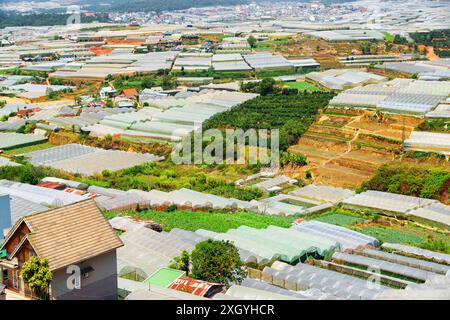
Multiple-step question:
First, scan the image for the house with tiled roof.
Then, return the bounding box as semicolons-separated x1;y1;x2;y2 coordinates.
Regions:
121;88;139;99
0;200;123;300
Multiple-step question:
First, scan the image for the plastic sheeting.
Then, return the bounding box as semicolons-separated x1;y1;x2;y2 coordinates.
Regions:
241;278;339;300
381;243;450;265
332;252;436;282
292;220;379;250
342;190;436;214
289;184;355;204
265;261;388;300
359;248;450;275
195;225;339;264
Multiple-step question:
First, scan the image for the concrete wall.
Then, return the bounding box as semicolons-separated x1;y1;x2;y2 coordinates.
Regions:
51;250;119;300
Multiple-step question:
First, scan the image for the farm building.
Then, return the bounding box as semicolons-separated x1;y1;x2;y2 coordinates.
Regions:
0;200;123;300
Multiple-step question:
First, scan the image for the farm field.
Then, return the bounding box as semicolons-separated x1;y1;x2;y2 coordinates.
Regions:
106;209;295;233
284;108;425;188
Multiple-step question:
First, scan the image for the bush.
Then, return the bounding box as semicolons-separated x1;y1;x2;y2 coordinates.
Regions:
361;163;450;202
280;151;307;166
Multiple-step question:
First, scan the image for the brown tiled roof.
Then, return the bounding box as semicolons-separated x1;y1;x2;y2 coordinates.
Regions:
24;200;123;271
121;88;138;97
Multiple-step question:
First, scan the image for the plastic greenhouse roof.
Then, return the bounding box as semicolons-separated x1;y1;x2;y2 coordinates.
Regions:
408;202;450;226
292;220;379;250
216;285;300;300
332;252;437;282
266;261;388;300
342;190;437;214
360;248;450;275
195;225;339;264
289;184;355;203
381;243;450;265
240;278;337;300
0;133;47;150
0;179;86;207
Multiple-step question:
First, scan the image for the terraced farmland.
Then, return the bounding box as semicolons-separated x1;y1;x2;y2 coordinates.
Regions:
284;109;423;188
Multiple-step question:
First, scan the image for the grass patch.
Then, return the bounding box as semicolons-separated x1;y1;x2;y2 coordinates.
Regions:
285;81;320;92
382;32;394;42
357;226;424;245
106;209;296;233
314;213;365;227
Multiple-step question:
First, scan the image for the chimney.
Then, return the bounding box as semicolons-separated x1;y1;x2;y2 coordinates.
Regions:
0;194;12;240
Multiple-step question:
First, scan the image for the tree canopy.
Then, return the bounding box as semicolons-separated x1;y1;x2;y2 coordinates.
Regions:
21;256;53;300
189;239;245;287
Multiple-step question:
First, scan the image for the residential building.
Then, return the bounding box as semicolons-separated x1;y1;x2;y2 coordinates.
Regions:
0;200;123;300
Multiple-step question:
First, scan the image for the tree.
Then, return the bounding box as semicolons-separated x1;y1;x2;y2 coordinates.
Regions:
259;78;275;96
142;75;156;89
169;250;190;274
105;98;114;108
247;35;257;48
21;256;53;300
190;239;245;287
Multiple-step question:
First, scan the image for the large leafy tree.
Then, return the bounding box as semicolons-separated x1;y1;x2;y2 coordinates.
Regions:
21;256;53;300
190;239;245;287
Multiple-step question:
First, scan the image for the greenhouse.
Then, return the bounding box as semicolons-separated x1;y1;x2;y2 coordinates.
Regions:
408;202;450;227
213;285;300;300
404;131;450;155
243;53;293;69
357;248;450;275
0;133;47;150
195;225;339;264
289;184;355;204
0;179;86;207
9;194;48;225
263;261;388;300
240;278;336;300
342;190;436;214
21;143;101;166
381;243;450;265
21;144;164;175
291;220;379;250
117;226;196;279
332;252;438;282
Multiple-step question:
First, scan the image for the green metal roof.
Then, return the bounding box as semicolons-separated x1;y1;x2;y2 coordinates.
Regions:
144;268;185;288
